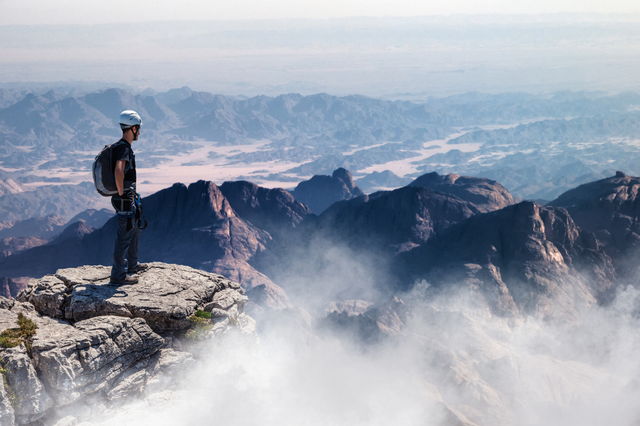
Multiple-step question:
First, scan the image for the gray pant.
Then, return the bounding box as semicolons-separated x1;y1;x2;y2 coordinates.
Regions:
110;212;141;281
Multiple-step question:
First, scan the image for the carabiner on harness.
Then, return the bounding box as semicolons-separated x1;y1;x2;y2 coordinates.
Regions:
134;192;148;230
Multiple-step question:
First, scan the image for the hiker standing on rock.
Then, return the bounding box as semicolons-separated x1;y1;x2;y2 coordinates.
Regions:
110;110;148;284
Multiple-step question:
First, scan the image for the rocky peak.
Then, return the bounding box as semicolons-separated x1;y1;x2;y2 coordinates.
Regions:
397;201;614;321
548;172;640;273
332;168;362;195
219;180;312;233
291;168;365;214
49;220;93;244
408;171;515;213
318;185;479;252
143;180;236;229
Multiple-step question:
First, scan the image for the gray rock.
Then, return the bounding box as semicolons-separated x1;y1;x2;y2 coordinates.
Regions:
17;275;67;319
211;313;258;341
205;288;249;311
105;369;148;403
0;298;14;311
32;315;163;406
245;283;293;310
0;375;15;426
208;308;232;319
142;349;195;396
3;263;257;425
1;345;53;425
19;263;243;333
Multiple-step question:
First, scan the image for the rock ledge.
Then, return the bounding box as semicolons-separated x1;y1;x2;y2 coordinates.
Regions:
0;263;256;426
17;263;247;332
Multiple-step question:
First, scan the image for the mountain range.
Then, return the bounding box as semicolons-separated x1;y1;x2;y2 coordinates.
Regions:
0;168;635;326
2;88;640;223
0;167;638;425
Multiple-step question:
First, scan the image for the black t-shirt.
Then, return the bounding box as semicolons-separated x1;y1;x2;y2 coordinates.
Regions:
111;139;136;187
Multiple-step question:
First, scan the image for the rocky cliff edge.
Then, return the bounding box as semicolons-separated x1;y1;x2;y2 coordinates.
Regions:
0;263;257;426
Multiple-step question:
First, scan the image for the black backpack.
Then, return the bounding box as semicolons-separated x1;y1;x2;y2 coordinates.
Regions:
92;140;127;197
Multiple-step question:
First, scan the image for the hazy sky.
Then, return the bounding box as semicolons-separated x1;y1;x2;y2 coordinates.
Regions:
1;0;640;25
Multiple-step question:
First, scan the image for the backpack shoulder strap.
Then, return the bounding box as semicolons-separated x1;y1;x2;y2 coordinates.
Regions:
110;139;132;172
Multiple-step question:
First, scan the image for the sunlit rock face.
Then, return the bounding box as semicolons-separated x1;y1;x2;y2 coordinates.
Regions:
397;201;615;321
291;168;365;215
548;171;640;278
408;172;516;213
0;263;256;426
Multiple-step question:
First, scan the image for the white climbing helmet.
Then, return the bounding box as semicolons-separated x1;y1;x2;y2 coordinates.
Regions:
118;110;142;130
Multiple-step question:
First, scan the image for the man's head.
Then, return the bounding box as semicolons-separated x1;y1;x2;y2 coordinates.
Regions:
118;110;142;141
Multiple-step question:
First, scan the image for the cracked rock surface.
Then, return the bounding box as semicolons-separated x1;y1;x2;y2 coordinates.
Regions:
0;263;256;426
17;263;243;332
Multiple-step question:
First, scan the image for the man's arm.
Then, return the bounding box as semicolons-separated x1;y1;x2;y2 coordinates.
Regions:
115;160;126;196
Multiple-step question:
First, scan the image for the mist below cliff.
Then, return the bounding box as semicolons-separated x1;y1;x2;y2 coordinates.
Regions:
91;282;640;426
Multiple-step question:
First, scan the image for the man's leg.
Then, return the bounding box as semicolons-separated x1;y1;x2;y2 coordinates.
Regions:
111;215;134;281
127;218;141;268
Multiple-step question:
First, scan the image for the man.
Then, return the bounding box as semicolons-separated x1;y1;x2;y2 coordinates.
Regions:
110;110;147;284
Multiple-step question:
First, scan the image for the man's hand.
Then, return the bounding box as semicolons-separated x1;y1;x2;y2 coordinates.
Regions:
122;188;135;201
115;160;126;196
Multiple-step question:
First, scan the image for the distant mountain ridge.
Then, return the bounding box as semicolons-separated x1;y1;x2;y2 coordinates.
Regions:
2;88;640;226
1;169;631;325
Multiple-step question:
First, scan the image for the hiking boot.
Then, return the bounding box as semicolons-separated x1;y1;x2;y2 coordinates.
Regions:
128;263;149;274
110;275;138;285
